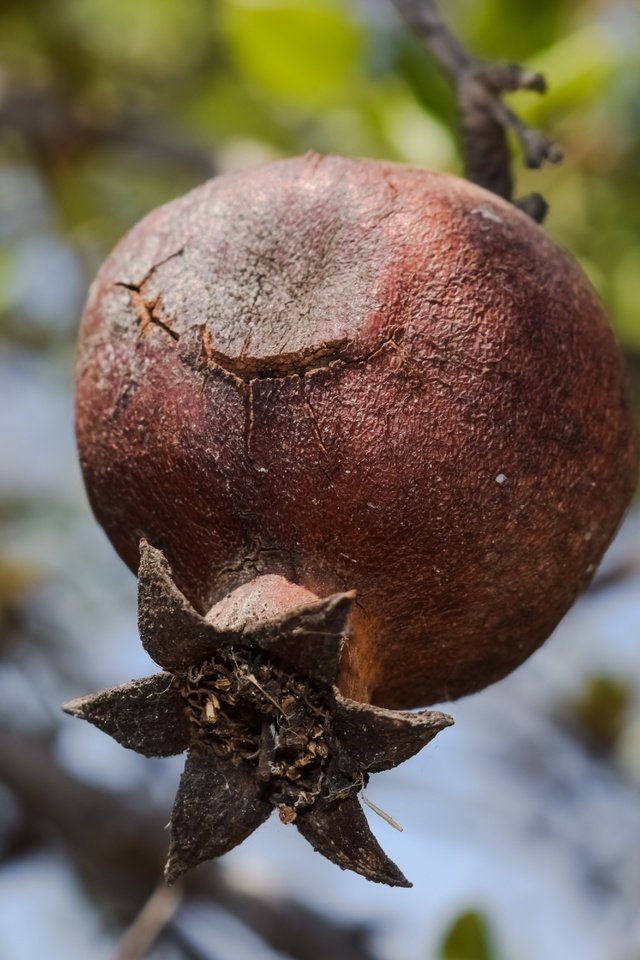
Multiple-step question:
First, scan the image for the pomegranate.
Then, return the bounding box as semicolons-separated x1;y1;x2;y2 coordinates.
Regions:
66;153;638;886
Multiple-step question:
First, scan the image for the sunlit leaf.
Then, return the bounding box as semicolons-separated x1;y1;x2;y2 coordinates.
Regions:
60;0;206;75
562;674;634;758
221;0;362;106
455;0;570;62
613;251;640;351
439;910;498;960
376;82;456;169
0;556;40;604
509;26;618;121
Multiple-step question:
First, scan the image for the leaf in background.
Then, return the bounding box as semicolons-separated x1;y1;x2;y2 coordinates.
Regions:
0;557;40;605
221;0;362;107
561;674;633;758
613;251;640;352
376;82;456;169
507;25;618;123
59;0;206;76
456;0;570;61
439;910;498;960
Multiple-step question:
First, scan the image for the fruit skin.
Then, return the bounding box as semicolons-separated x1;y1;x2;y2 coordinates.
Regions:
76;152;638;710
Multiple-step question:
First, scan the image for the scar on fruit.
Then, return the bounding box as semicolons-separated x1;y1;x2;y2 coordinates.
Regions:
65;541;451;887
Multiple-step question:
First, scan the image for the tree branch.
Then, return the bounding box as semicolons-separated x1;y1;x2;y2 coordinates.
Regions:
391;0;562;222
0;729;380;960
0;87;216;178
115;881;184;960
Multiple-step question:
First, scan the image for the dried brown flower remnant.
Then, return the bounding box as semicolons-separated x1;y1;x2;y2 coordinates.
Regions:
65;542;452;886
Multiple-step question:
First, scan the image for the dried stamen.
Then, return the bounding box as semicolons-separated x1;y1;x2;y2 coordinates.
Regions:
175;645;344;813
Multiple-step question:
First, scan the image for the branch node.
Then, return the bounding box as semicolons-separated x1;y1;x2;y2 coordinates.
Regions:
392;0;562;223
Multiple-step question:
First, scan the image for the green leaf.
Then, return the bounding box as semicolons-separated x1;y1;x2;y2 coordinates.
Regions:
375;82;456;169
439;910;498;960
508;25;618;122
60;0;206;75
563;674;634;757
612;251;640;352
221;0;362;107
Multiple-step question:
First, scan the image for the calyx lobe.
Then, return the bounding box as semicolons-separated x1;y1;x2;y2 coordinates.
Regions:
64;540;452;886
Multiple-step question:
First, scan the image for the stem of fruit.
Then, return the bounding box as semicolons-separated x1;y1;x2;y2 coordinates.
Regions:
390;0;563;222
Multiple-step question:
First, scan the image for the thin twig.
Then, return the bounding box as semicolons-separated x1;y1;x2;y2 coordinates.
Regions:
588;559;640;595
0;729;381;960
165;921;221;960
391;0;562;221
115;880;184;960
0;86;216;177
362;794;404;832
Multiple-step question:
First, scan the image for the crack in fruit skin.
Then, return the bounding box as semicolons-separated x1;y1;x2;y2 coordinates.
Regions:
76;154;639;712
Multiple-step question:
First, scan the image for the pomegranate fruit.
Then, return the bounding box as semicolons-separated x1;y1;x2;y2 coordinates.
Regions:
67;153;638;886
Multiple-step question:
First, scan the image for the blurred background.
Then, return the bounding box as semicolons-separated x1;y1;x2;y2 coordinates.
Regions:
0;0;639;958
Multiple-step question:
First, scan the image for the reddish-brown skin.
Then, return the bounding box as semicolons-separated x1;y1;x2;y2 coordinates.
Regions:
76;153;638;709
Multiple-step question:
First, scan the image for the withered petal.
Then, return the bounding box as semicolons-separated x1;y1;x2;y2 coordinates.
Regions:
63;673;190;757
334;693;453;773
252;591;355;686
165;752;272;884
138;540;232;669
295;794;411;887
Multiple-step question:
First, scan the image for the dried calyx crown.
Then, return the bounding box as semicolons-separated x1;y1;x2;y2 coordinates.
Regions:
64;540;452;887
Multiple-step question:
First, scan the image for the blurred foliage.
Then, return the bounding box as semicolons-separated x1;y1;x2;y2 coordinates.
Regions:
438;909;499;960
0;555;39;647
221;1;362;106
561;673;634;758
